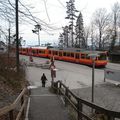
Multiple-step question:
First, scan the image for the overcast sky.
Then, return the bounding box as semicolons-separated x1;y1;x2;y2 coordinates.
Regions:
20;0;119;46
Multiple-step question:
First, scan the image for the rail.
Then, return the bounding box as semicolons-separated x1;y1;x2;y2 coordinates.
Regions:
0;87;28;120
52;81;120;120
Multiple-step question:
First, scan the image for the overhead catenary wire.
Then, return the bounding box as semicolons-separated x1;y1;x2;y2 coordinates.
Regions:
57;0;66;8
6;0;65;35
43;0;51;22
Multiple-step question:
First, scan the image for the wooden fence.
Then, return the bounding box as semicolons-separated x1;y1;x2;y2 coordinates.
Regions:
0;87;28;120
52;81;120;120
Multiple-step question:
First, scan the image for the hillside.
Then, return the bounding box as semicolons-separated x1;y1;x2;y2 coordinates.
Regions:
0;53;28;119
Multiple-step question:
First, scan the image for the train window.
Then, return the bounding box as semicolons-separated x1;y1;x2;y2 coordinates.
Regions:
81;54;85;59
49;50;51;54
36;50;38;54
53;51;55;55
23;49;26;52
98;53;106;60
42;50;45;54
63;52;66;56
71;53;74;57
75;53;79;59
39;50;42;53
67;52;70;57
55;51;58;55
59;52;62;56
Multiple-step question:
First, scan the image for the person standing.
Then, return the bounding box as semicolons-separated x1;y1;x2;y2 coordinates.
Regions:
41;73;47;87
49;61;56;86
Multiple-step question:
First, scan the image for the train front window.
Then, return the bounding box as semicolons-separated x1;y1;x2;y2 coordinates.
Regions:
86;54;90;59
98;53;106;60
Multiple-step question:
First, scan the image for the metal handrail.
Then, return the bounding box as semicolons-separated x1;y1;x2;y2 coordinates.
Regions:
52;81;120;120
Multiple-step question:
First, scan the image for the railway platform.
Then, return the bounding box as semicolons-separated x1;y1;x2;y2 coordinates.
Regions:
26;87;70;120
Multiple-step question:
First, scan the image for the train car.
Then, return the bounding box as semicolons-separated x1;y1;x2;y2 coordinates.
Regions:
20;46;48;57
19;47;28;55
20;47;108;67
28;47;47;58
47;48;107;67
79;50;107;67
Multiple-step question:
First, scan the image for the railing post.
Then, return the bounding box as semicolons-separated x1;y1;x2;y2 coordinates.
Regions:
59;81;62;95
56;82;59;94
21;96;24;120
65;88;68;107
53;81;58;93
9;110;14;120
77;99;83;120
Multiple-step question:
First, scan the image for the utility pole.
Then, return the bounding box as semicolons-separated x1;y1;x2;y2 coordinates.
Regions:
16;0;19;73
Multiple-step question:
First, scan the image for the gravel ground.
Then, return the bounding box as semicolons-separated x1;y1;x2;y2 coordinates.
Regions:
72;82;120;112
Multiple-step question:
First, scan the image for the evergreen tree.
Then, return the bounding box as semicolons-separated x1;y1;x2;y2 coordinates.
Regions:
75;12;85;48
62;26;69;47
65;0;78;47
58;33;64;48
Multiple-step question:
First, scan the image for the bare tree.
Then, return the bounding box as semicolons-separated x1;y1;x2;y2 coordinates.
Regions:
110;2;120;51
84;26;90;49
92;8;110;50
89;23;99;50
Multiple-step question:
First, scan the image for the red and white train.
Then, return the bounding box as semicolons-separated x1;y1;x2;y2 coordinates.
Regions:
19;46;108;67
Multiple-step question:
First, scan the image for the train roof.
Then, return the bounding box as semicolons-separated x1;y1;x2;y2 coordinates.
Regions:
21;46;48;49
49;48;106;54
31;46;47;49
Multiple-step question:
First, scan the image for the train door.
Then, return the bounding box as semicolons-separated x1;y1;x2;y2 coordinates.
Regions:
59;51;62;60
80;53;85;64
70;52;75;62
75;53;80;63
48;50;51;58
54;51;59;59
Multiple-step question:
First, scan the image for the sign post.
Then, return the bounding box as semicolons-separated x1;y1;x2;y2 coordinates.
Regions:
88;53;99;103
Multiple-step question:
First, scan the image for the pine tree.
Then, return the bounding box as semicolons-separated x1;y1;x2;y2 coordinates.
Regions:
65;0;79;47
62;26;69;47
58;33;64;48
75;12;85;48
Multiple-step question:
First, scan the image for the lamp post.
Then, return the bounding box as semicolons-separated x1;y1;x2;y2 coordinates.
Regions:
88;53;99;103
32;24;41;46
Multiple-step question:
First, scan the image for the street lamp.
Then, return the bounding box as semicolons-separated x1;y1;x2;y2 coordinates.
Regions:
88;53;99;103
32;24;41;46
